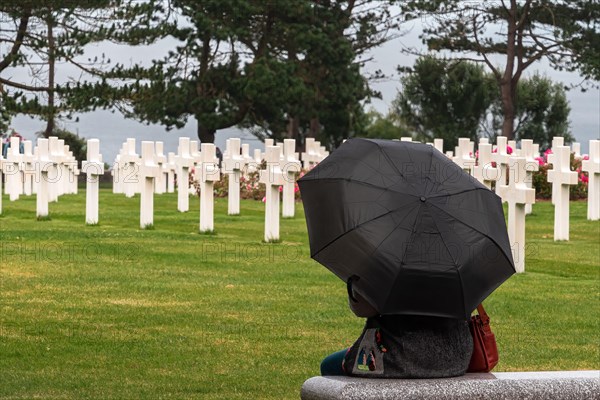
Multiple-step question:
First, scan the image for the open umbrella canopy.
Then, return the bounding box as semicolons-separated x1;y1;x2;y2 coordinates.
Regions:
298;138;515;319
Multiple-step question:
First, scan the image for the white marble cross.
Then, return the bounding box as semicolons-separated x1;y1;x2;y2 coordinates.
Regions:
154;141;167;194
175;137;195;212
21;141;35;196
281;139;302;218
35;138;55;218
139;141;159;229
120;138;140;198
582;140;600;221
547;136;565;205
81;139;105;225
400;136;413;142
112;153;123;194
520;139;540;215
166;152;176;193
547;145;578;241
301;138;321;169
496;157;536;273
473;141;499;189
241;143;257;174
571;142;581;159
253;148;262;165
433;138;444;154
198;143;221;233
453;138;475;174
0;153;4;214
492;136;511;186
5;137;23;201
259;146;286;242
223;138;247;215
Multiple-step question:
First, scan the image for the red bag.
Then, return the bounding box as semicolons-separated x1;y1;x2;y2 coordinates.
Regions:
467;304;498;372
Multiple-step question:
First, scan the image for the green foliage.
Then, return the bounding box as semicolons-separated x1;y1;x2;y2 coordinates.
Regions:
354;110;410;140
394;56;493;150
397;0;600;139
394;56;573;148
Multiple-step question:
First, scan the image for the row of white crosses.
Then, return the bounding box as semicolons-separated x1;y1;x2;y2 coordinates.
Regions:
301;138;328;170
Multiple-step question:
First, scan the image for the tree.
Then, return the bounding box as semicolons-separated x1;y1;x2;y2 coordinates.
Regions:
0;1;115;137
399;0;600;140
74;0;398;146
394;56;572;149
488;73;574;150
394;56;494;150
354;109;410;139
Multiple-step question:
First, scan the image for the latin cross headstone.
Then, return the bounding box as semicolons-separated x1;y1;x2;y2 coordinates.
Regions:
547;136;564;204
35;138;55;218
301;138;320;169
120;138;140;198
496;157;536;273
81;139;105;225
112;153;123;194
241;143;257;174
223;138;247;215
571;142;581;159
175;137;195;212
154;141;167;194
139;141;159;229
259;146;286;242
520;139;540;215
400;137;412;142
282;139;301;218
166;152;176;193
473;141;499;189
492;136;511;186
582;140;600;221
453;138;475;174
547;145;578;241
5;136;23;201
22;141;35;196
445;150;454;159
433;138;444;154
198;143;221;233
0;154;4;214
253;148;262;165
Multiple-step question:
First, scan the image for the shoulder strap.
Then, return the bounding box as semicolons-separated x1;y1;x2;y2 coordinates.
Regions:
476;304;490;324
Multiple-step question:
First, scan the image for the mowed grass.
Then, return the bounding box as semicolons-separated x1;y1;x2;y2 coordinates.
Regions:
0;190;598;399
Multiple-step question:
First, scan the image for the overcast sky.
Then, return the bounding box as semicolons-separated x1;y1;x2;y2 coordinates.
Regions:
6;14;600;161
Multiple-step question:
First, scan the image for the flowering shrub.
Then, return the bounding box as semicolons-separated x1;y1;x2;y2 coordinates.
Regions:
532;150;588;200
192;161;304;201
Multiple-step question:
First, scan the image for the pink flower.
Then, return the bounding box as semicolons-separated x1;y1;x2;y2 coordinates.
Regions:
294;185;300;193
261;196;266;203
492;148;498;153
583;155;590;161
506;146;513;155
246;184;251;190
580;173;589;183
535;156;545;166
278;186;283;192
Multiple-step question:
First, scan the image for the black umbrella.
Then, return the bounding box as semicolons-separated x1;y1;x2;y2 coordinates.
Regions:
298;138;515;319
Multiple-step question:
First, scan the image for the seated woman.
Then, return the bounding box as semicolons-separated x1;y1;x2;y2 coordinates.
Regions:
321;281;473;379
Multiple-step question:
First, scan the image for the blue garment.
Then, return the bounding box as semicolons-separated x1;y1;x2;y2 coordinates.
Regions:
320;348;347;376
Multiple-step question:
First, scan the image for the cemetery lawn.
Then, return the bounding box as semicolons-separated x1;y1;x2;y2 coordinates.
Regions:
0;191;598;400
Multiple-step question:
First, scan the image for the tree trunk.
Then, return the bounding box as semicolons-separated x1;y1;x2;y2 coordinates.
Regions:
500;80;515;140
197;122;215;143
44;14;55;138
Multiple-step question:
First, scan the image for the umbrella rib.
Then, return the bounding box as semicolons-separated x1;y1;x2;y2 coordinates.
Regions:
302;177;420;198
374;141;421;194
425;204;467;317
310;208;403;258
426;201;516;273
427;187;493;199
372;202;422;259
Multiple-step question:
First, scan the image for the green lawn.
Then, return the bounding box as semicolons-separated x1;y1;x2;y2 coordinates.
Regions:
0;191;598;399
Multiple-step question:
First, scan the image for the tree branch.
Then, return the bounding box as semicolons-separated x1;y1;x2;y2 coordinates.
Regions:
0;11;31;72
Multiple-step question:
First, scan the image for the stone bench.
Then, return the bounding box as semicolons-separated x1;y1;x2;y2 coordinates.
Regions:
301;371;600;400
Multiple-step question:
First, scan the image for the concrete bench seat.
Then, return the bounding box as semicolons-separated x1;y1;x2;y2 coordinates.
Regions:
301;371;600;400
